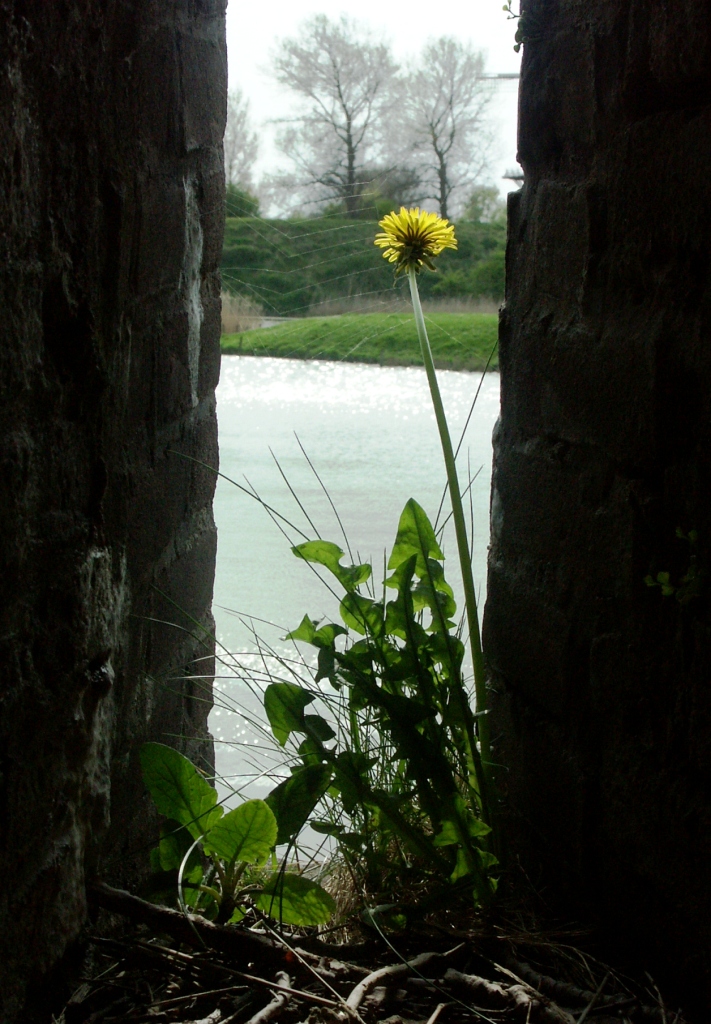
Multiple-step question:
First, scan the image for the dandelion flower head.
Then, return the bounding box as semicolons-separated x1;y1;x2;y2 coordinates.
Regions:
374;207;457;275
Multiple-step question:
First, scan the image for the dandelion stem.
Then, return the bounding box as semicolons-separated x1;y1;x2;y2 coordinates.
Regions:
407;266;492;815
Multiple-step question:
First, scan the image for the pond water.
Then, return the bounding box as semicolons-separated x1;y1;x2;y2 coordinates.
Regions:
209;355;500;808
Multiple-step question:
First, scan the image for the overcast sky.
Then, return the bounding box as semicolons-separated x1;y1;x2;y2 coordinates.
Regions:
225;0;522;203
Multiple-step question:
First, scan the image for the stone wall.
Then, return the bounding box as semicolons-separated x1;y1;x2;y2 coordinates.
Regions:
0;1;225;1019
485;0;711;1010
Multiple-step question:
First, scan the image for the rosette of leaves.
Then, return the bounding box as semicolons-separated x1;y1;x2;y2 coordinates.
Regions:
264;498;497;907
141;743;335;927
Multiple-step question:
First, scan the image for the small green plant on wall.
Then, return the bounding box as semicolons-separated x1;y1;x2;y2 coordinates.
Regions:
141;743;335;927
645;528;705;606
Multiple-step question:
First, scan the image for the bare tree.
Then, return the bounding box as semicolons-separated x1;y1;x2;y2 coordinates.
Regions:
270;15;398;217
400;39;494;220
224;87;259;189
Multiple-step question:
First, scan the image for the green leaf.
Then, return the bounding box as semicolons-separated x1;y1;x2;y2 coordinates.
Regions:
285;614;317;644
304;714;336;742
476;849;499;870
339;831;367;852
287;617;348;651
292;540;372;592
315;646;337;684
339;593;385;636
332;750;371;815
266;764;333;844
203;800;277;865
140;743;223;841
257;873;335;926
411;560;457;629
264;682;315;746
366;789;449;871
432;820;459;847
156;820;202;872
298;736;324;766
310;820;343;836
388;499;443;575
450;846;471;882
313;622;348;647
467;817;492;839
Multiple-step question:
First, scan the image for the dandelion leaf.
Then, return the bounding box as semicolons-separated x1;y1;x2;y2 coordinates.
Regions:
264;682;315;746
140;742;222;841
266;763;332;845
202;799;277;865
257;873;335;926
388;499;443;575
292;540;371;592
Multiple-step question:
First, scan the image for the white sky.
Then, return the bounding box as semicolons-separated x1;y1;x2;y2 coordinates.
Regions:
225;0;522;205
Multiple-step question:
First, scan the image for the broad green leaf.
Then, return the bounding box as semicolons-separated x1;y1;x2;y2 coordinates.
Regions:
388;499;443;575
287;617;347;651
285;614;317;644
148;820;203;904
298;736;325;766
432;819;460;847
310;820;343;835
266;764;333;844
140;743;222;841
313;622;348;646
339;831;367;852
304;714;336;741
156;820;203;872
366;789;449;871
426;633;465;674
450;846;471;882
203;799;277;865
315;646;337;684
264;682;315;746
467;817;492;839
292;540;372;592
339;593;385;636
476;848;499;870
332;750;372;815
257;872;335;926
411;560;457;628
383;557;427;646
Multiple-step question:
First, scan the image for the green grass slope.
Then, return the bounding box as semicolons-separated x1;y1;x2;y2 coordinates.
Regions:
221;313;499;372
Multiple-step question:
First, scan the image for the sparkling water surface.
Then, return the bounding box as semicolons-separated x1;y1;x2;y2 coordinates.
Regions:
210;356;500;811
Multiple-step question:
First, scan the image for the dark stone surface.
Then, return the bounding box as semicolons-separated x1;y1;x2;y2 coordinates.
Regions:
0;1;226;1019
485;0;711;1012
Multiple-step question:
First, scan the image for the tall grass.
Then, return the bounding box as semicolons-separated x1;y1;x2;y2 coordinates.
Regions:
221;291;263;335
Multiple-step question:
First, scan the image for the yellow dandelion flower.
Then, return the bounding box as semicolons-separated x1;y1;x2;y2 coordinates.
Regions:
374;207;457;275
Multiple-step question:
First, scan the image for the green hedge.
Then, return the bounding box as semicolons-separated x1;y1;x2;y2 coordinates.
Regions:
221;217;505;317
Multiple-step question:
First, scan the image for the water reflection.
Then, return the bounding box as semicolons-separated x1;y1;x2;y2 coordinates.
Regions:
210;356;500;810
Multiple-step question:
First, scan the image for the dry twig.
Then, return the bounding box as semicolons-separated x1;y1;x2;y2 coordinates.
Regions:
244;971;291;1024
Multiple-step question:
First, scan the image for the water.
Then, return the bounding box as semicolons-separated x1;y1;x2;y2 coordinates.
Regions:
210;356;500;809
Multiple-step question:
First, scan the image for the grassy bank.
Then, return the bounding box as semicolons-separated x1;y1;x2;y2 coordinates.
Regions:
221;312;499;372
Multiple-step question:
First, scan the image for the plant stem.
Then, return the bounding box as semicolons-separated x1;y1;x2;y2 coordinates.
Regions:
407;266;493;809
